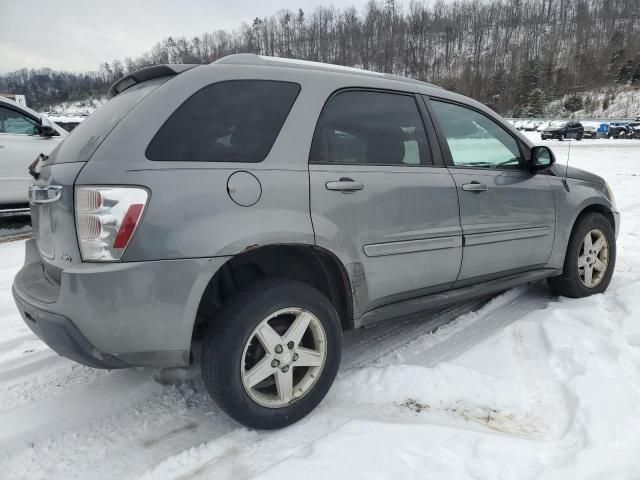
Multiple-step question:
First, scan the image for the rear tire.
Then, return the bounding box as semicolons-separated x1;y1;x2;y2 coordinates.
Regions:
547;212;616;298
201;278;342;429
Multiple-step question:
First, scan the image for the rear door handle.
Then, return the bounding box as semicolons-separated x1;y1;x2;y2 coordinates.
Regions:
462;182;488;193
326;178;364;193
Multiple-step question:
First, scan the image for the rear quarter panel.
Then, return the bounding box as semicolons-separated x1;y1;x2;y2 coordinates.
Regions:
76;64;326;261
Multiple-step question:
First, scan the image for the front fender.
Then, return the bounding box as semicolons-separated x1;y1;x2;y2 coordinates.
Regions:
546;177;616;269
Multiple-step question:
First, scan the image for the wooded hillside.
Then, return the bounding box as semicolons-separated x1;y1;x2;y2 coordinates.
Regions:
1;0;639;115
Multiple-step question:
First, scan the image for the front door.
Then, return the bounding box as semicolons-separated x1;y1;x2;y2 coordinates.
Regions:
0;105;49;205
309;90;462;316
427;98;556;285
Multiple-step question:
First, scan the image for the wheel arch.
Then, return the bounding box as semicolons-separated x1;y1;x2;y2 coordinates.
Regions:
559;201;616;265
191;244;354;347
571;202;616;234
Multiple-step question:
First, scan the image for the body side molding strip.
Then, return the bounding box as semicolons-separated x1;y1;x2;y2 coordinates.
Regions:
363;235;462;257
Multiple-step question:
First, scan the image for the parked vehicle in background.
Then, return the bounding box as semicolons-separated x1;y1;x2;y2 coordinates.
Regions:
540;120;584;141
608;122;634;139
626;122;640;139
523;120;539;131
12;55;619;430
597;122;609;138
0;96;66;215
581;122;598;139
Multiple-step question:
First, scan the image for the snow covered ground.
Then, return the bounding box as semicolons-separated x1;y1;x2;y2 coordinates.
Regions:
1;133;639;479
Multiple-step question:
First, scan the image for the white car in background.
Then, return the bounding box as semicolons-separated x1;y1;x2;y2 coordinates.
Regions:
0;96;66;215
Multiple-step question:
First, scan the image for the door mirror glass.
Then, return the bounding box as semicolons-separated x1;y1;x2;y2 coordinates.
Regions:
531;145;555;171
38;116;57;137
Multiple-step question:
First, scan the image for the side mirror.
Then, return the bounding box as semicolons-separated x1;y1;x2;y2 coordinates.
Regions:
530;145;555;172
37;117;56;137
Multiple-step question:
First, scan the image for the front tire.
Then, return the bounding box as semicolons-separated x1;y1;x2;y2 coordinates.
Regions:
547;212;616;298
201;279;342;429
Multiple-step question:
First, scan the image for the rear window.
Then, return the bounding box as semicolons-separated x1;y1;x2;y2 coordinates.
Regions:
146;80;300;163
48;77;168;164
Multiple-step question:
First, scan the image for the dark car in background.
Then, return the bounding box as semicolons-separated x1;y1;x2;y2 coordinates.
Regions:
627;122;640;139
541;121;584;141
608;122;634;139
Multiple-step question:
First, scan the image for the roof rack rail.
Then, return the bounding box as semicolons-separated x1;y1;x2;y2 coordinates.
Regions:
106;64;200;99
214;54;440;89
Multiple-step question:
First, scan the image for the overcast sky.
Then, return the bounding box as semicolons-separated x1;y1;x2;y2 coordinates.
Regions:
0;0;374;73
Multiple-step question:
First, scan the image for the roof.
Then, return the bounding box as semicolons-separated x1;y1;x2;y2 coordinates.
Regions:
214;54;440;89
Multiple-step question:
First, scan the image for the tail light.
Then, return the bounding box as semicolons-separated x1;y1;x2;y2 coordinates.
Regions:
75;186;149;261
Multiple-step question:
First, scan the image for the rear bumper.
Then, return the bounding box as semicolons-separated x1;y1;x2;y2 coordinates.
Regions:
13;239;230;368
13;287;128;369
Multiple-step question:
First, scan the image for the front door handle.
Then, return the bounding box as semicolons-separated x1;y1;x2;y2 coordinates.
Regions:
326;178;364;193
462;181;488;193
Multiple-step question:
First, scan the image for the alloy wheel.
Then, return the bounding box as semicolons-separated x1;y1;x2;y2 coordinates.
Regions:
241;307;327;408
578;229;609;288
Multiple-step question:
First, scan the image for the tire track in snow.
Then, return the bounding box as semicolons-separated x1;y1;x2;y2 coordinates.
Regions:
136;287;561;480
0;292;491;480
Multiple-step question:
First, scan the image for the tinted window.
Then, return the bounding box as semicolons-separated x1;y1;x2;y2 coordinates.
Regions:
310;90;431;166
0;106;38;134
147;80;300;163
430;100;522;169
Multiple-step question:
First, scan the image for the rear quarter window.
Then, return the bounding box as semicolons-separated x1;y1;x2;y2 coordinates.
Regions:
146;80;300;163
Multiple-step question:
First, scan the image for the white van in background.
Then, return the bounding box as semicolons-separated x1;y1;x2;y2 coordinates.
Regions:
0;96;66;215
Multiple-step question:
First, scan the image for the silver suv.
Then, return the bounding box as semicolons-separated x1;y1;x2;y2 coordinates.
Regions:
12;55;619;429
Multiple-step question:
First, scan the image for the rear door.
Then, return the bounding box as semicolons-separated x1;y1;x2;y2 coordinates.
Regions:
309;90;462;315
426;98;555;285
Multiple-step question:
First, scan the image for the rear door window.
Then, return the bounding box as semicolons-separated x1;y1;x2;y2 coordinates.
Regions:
310;90;432;166
146;80;300;163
